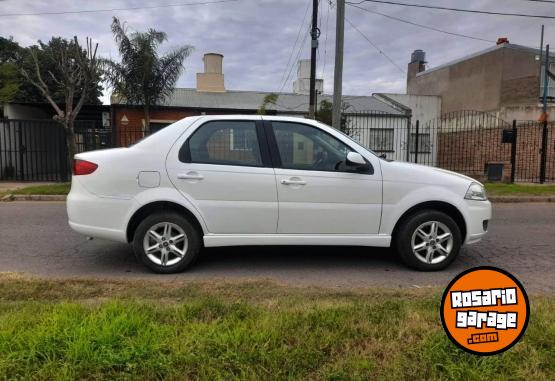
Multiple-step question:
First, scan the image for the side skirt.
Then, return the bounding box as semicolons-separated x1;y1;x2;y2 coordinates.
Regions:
203;234;391;248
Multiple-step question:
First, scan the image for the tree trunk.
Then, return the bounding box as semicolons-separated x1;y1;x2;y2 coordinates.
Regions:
143;104;150;134
65;119;77;175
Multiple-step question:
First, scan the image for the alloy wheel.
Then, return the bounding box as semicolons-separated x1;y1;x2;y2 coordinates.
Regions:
411;221;454;265
143;222;188;266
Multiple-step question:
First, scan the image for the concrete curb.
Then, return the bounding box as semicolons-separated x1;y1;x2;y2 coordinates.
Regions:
1;194;555;203
1;194;67;202
488;196;555;203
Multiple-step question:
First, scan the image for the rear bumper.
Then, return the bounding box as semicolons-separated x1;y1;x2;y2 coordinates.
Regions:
66;179;132;243
463;200;492;245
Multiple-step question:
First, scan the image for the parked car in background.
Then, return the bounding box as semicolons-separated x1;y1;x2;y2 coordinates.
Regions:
67;115;491;273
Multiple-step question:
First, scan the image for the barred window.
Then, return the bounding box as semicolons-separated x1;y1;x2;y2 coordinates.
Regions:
368;129;394;152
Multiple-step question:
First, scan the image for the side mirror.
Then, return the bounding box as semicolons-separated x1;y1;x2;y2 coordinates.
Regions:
346;152;370;172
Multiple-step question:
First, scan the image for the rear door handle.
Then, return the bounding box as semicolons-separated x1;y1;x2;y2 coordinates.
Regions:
280;178;306;186
177;172;204;180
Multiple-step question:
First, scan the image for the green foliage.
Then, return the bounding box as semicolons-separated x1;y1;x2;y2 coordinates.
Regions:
103;17;192;129
0;36;102;105
315;99;351;133
0;63;20;103
0;37;25;104
316;99;333;125
0;36;23;63
0;278;553;380
257;93;279;115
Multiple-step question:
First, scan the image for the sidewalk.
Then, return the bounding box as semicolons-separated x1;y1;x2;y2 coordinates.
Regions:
0;182;56;193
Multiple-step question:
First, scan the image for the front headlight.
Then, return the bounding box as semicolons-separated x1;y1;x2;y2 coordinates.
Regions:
465;182;488;201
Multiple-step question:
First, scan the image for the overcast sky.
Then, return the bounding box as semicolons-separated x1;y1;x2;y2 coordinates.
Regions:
1;0;553;104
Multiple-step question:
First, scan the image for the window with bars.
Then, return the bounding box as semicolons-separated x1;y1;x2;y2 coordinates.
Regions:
367;128;394;152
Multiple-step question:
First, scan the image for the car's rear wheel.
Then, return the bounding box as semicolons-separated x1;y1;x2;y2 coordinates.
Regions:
132;212;201;273
395;210;462;271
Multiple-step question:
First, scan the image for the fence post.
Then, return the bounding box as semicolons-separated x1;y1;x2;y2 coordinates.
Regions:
414;120;419;164
17;122;24;181
510;120;517;183
540;120;548;184
405;117;411;162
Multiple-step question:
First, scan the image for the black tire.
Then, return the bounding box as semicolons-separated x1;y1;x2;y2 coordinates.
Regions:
132;212;201;274
394;210;462;271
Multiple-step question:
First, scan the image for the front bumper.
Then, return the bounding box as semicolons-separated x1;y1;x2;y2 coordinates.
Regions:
463;199;492;245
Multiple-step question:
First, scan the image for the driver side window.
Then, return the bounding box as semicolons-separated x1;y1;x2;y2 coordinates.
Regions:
272;122;352;172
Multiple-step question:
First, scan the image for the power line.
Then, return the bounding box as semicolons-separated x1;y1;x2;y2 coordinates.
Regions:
345;16;406;74
278;0;312;92
0;0;238;17
347;0;555;19
279;27;311;94
347;3;495;43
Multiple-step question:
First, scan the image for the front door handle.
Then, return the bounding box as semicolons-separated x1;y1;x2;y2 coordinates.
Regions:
177;172;204;180
280;178;306;186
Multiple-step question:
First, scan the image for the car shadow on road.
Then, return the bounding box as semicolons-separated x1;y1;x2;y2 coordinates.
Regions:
87;241;473;282
195;245;404;271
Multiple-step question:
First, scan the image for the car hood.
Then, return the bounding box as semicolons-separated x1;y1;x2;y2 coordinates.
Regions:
381;160;479;186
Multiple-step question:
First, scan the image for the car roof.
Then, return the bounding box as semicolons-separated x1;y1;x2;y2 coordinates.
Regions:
191;114;320;125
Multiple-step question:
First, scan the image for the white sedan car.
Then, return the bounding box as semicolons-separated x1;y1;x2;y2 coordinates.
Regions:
67;115;491;273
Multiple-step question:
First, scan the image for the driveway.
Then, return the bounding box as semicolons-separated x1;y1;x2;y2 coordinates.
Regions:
0;202;553;292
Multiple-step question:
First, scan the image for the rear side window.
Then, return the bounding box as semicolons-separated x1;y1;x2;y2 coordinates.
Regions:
182;121;263;166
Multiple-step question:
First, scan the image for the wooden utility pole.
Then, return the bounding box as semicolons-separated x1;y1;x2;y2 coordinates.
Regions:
538;25;544;83
542;44;550;116
308;0;319;118
332;0;345;129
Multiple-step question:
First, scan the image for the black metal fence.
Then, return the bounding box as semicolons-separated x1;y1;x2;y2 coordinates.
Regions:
0;119;113;182
1;111;554;183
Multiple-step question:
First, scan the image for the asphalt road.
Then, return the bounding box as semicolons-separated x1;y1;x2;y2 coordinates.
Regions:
0;202;554;292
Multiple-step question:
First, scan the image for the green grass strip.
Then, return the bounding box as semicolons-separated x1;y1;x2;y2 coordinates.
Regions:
0;276;553;380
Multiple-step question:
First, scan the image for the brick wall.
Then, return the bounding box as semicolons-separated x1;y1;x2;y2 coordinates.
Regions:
437;123;555;182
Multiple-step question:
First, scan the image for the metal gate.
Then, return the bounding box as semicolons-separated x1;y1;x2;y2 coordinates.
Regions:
0;119;111;182
0;119;68;182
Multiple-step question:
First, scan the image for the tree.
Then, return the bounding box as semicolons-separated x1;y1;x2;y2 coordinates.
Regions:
103;17;192;131
21;36;101;166
0;36;102;104
257;93;279;115
316;99;350;132
316;99;333;125
0;37;23;106
0;63;20;104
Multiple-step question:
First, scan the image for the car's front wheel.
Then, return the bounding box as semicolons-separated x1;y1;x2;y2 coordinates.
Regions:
395;210;462;271
132;212;201;274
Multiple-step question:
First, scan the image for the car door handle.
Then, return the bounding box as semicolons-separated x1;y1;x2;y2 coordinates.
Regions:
177;172;204;180
281;179;306;186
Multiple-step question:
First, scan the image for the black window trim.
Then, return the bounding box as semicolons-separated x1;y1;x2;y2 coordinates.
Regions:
264;120;374;175
178;119;272;168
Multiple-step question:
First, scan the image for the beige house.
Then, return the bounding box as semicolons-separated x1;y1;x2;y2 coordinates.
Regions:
406;42;555;121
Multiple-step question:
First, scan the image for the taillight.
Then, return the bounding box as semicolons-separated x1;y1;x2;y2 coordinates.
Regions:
73;159;98;175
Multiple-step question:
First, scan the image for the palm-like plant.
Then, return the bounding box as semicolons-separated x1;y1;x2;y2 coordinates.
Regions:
104;17;192;131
